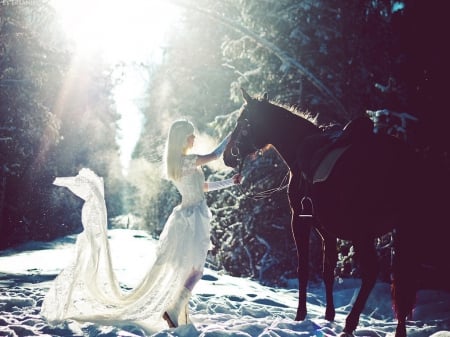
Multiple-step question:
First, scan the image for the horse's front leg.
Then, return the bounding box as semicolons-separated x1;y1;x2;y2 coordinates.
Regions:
289;173;314;321
291;212;312;321
343;238;378;335
316;228;337;321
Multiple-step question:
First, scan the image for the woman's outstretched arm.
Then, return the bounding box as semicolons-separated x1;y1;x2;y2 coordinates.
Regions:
195;133;231;166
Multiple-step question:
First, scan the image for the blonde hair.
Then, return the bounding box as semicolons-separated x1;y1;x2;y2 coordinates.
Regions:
165;119;195;181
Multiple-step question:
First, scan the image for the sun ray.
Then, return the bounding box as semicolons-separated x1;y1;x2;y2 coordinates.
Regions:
51;0;181;174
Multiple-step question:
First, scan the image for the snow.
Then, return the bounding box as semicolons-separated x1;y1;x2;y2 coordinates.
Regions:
0;229;449;337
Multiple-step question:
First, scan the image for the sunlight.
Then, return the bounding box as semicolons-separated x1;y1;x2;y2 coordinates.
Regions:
51;0;181;174
114;68;147;173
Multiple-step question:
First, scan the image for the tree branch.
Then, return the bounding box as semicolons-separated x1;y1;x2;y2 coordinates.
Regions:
169;0;350;119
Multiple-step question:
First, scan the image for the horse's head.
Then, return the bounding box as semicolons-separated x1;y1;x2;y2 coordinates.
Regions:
223;89;272;172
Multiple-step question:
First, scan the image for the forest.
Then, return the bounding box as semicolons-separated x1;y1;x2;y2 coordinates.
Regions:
1;0;449;287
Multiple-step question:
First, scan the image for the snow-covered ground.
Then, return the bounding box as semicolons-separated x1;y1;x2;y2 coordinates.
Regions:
0;229;449;337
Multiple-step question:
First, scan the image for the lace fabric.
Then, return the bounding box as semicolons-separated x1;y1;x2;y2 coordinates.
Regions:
41;161;212;332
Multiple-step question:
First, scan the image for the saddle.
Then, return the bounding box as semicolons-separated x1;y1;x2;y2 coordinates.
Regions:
298;116;374;184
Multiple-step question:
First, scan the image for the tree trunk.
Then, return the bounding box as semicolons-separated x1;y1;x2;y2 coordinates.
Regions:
0;176;6;232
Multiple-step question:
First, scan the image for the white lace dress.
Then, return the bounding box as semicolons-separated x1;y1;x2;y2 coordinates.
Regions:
41;155;212;332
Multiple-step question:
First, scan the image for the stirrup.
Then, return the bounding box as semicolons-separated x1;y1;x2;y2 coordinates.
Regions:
163;311;176;328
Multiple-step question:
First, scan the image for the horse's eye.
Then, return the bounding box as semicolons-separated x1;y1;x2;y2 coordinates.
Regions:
242;130;248;136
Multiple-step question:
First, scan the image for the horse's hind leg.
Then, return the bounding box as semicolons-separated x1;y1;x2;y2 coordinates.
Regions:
343;238;378;335
391;228;419;337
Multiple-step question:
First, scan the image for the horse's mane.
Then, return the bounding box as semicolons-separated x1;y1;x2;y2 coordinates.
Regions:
255;95;338;131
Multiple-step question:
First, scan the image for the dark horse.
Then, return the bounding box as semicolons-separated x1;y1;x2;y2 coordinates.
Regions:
223;89;449;337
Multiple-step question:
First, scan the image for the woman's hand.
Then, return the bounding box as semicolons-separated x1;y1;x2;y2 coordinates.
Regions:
233;173;243;185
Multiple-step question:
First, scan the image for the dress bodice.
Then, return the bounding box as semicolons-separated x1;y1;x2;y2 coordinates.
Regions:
173;155;205;207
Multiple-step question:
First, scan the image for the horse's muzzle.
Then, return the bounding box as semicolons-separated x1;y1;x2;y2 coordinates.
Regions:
223;151;238;169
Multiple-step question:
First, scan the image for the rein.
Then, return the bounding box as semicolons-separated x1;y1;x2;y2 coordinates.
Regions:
239;170;290;200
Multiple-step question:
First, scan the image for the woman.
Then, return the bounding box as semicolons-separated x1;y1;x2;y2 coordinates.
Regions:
161;119;241;327
41;119;241;331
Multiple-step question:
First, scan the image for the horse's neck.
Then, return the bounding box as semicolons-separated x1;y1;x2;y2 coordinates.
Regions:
271;113;319;171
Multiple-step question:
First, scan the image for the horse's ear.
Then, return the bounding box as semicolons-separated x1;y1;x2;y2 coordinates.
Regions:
241;88;252;104
262;92;268;101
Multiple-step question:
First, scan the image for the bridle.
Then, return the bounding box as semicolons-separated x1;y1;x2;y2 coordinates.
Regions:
230;118;260;175
230;118;289;200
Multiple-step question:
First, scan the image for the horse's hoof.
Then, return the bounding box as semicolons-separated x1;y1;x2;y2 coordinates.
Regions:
325;308;335;321
338;331;355;337
295;310;307;321
325;314;335;321
395;323;407;337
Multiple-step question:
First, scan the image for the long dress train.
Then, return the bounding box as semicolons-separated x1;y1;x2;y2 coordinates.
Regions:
41;157;211;331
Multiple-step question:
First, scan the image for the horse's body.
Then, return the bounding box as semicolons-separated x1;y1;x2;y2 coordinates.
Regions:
223;90;449;337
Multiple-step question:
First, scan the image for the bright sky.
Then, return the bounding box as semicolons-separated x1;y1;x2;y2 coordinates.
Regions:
51;0;181;174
